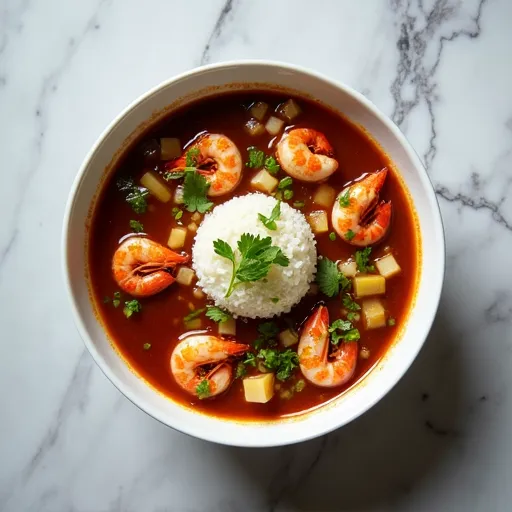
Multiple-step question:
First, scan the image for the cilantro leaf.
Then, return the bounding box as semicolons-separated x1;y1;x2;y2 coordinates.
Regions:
283;189;294;200
123;299;141;318
195;379;210;399
329;232;336;241
112;291;121;308
339;189;351;207
246;147;265;168
355;247;375;273
183;171;213;213
316;257;350;297
130;220;144;233
278;177;293;190
388;317;396;327
213;239;235;262
254;321;279;350
206;306;231;323
163;170;185;181
342;294;361;311
244;352;257;366
184;308;206;323
257;348;299;381
329;318;360;345
172;207;183;220
258;200;281;231
185;147;200;167
117;177;149;214
235;361;247;378
345;230;356;241
264;156;280;175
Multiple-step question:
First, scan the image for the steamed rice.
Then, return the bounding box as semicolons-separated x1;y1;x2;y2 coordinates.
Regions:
192;193;317;318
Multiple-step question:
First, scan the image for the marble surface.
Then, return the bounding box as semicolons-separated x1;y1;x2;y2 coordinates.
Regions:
1;0;511;510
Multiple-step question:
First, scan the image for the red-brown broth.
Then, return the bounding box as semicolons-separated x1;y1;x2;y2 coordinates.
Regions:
88;92;419;420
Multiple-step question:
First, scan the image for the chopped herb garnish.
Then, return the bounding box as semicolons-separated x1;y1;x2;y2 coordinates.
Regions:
264;155;280;175
329;318;360;345
293;200;305;209
355;247;375;273
117;177;149;214
205;305;231;323
183;171;213;213
278;177;293;190
347;311;358;322
271;297;279;304
295;379;306;392
329;232;336;241
143;342;152;350
257;348;299;381
283;189;294;200
123;299;141;318
185;147;201;167
195;379;210;399
172;207;183;220
345;229;356;241
235;361;247;379
112;291;121;308
244;352;257;367
339;189;351;207
213;234;290;298
254;321;279;350
246;147;265;168
184;307;206;323
258;200;281;230
130;220;144;233
388;317;396;327
342;294;361;312
316;257;351;297
163;170;185;181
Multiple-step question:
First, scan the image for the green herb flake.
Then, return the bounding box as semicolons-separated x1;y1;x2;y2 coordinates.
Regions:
183;171;213;213
355;247;375;273
254;321;280;350
244;352;257;367
264;156;280;175
339;189;351;207
295;379;306;393
345;229;356;241
117;177;149;214
129;220;144;233
257;348;299;381
388;317;396;327
163;170;185;181
329;232;336;241
283;189;294;200
347;311;358;322
235;361;247;379
183;307;206;323
271;297;279;304
185;147;201;167
205;305;231;323
195;379;211;399
213;234;290;298
172;207;183;220
246;147;265;168
112;291;121;308
342;294;361;312
258;200;281;231
329;318;360;345
278;177;293;190
293;200;305;209
143;342;152;351
123;299;142;318
315;257;351;297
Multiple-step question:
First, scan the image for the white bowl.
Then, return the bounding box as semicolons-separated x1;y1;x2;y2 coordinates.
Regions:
62;61;445;447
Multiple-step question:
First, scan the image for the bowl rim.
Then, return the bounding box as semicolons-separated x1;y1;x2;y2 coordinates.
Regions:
62;59;445;446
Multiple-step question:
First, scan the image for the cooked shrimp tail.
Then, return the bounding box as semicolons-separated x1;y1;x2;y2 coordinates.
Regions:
298;305;358;388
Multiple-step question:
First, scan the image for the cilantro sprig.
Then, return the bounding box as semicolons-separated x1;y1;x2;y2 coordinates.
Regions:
328;319;360;345
206;305;231;323
316;257;351;297
213;234;290;298
355;247;375;273
264;156;280;175
258;200;281;231
123;299;142;318
183;171;213;213
257;348;299;381
246;147;265;168
117;177;149;214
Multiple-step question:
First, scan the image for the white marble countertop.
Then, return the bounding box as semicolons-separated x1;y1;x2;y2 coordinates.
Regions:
1;0;511;510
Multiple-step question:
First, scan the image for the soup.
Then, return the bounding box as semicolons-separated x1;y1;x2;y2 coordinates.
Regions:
88;92;419;420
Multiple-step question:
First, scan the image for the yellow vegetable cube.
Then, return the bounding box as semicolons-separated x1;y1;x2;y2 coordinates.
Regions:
353;275;386;298
184;318;202;330
313;184;336;208
218;317;236;336
307;210;329;234
376;253;401;279
140;172;171;203
265;116;285;136
244;118;266;137
279;328;298;347
168;227;187;250
338;260;357;278
243;373;275;403
160;138;181;160
250;170;279;194
278;99;301;120
362;298;386;329
176;266;195;286
250;101;269;121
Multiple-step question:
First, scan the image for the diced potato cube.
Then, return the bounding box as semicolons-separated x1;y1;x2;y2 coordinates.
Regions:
354;275;386;298
250;101;269;121
338;260;357;278
174;185;184;204
176;266;195;286
376;253;401;279
140;172;171;203
278;99;301;120
187;222;198;233
160;138;181;160
192;287;205;300
168;227;187;250
184;318;202;330
265;116;285;136
191;212;202;222
362;298;386;329
244;118;266;137
243;373;275;403
218;317;236;336
307;210;329;234
250;169;279;194
313;184;336;208
279;328;298;347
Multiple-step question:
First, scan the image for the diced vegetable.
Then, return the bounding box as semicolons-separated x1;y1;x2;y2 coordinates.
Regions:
140;172;171;203
243;373;275;403
362;298;386;329
313;184;336;208
191;212;202;222
278;99;301;120
353;275;386;298
250;169;279;194
176;266;195;286
279;389;292;400
307;210;329;234
168;227;187;250
160;138;181;160
218;317;236;336
193;287;205;300
359;347;371;359
265;116;285;136
244;118;266;137
375;253;401;279
184;318;202;330
174;185;184;204
250;101;269;121
338;260;357;278
279;328;298;347
187;222;198;232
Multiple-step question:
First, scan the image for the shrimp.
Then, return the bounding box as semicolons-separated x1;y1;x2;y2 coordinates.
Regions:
276;128;338;182
332;168;392;246
112;237;189;297
298;305;358;388
166;133;243;196
171;335;249;398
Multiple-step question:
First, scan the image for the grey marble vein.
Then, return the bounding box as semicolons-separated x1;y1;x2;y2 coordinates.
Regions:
200;0;237;65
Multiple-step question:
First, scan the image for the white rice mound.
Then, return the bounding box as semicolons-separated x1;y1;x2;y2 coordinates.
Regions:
192;193;317;319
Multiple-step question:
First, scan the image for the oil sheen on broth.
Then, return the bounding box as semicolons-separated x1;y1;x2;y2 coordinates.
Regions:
88;92;419;420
